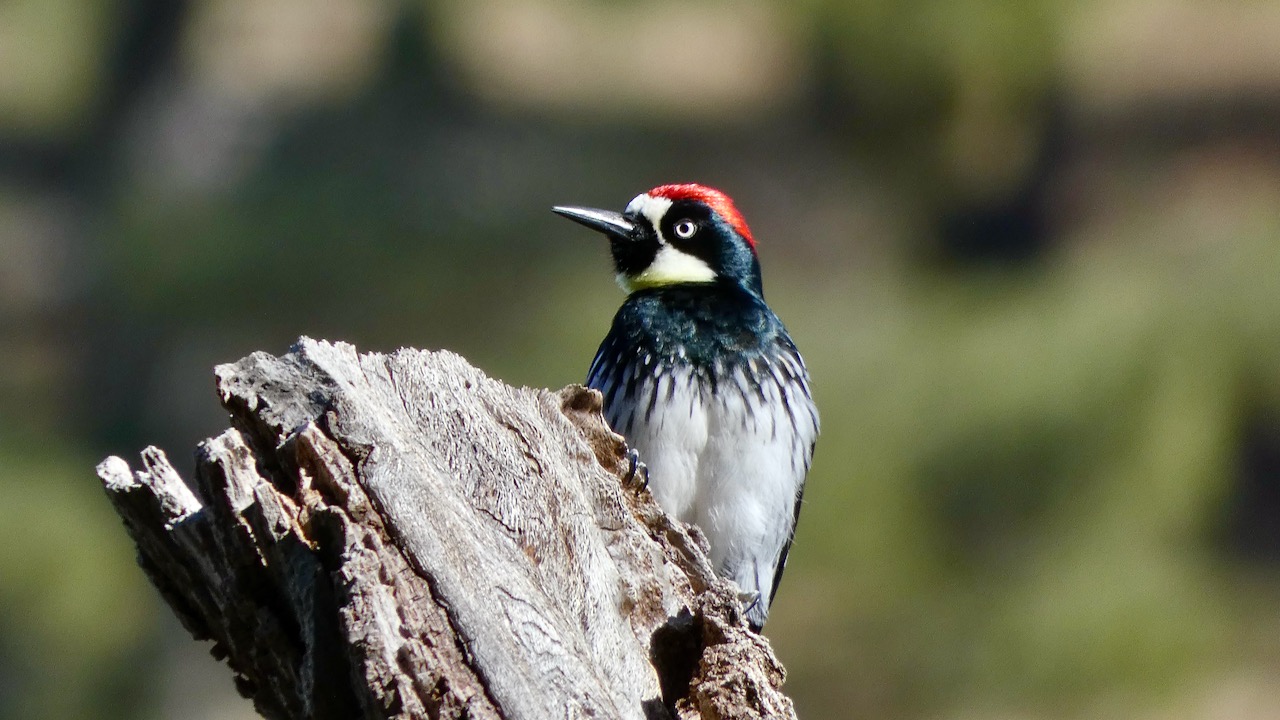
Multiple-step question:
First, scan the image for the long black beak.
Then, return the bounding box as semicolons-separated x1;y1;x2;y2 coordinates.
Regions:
552;205;636;241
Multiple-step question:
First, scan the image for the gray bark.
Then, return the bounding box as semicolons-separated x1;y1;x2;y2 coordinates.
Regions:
96;338;796;720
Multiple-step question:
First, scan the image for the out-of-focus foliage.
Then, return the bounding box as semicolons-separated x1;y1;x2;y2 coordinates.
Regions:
3;1;1280;719
772;222;1280;717
809;0;1059;201
0;0;116;136
0;441;156;719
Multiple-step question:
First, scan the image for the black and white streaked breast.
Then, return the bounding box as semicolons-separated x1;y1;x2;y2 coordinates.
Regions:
587;281;819;466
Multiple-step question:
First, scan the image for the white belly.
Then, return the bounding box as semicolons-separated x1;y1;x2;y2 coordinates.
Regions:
603;356;819;619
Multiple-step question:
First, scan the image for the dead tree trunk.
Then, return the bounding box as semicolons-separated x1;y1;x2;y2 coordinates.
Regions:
96;338;796;720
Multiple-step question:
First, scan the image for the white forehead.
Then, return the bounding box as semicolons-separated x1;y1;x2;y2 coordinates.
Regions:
625;193;673;240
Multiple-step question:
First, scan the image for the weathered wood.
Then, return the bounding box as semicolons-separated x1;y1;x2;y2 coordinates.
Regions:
96;338;795;720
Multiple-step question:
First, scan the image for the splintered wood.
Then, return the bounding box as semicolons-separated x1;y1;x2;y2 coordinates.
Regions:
97;338;795;720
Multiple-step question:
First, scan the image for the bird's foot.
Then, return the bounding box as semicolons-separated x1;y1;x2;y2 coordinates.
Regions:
738;589;765;632
623;448;649;490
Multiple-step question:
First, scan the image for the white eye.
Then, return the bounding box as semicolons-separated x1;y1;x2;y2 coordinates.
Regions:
673;219;697;239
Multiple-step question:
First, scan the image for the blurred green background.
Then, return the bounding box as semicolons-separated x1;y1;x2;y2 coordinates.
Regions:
3;0;1280;718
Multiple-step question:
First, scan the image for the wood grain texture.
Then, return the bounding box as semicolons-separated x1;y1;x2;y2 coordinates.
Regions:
97;338;795;720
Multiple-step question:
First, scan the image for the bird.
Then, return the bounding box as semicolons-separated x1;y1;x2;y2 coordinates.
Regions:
552;183;819;631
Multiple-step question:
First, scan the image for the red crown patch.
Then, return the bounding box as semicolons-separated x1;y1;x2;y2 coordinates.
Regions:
647;183;756;250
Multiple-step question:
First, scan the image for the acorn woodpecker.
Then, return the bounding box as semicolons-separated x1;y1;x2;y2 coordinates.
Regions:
553;183;819;630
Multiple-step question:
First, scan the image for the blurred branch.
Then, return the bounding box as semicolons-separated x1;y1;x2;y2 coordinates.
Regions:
95;338;794;720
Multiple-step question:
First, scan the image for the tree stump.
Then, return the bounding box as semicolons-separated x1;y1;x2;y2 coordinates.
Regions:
96;338;796;720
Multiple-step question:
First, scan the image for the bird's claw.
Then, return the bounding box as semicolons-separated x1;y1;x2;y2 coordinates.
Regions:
623;448;649;490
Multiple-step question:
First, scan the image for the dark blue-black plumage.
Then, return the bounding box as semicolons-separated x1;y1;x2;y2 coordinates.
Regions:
556;184;818;630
